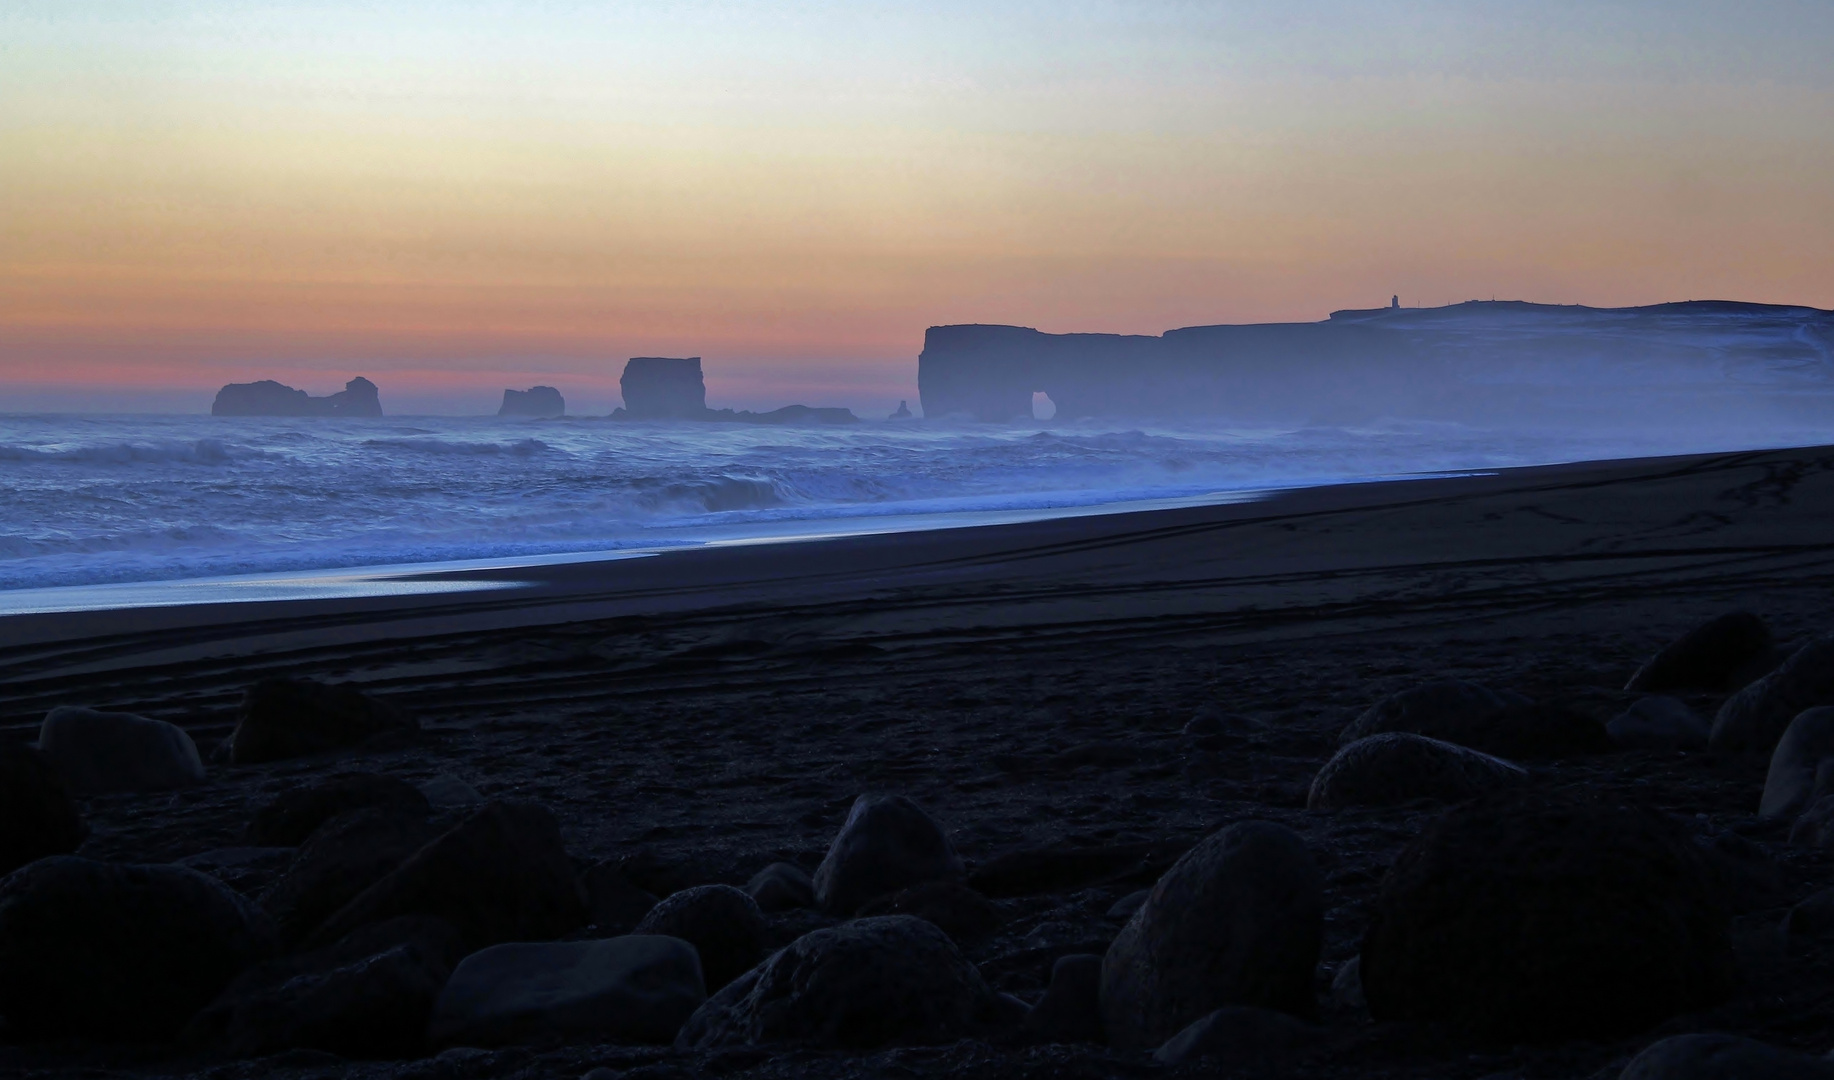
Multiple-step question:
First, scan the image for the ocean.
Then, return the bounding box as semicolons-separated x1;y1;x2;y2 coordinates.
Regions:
4;412;1833;608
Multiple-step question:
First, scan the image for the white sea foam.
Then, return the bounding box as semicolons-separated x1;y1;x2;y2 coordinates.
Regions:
2;411;1832;593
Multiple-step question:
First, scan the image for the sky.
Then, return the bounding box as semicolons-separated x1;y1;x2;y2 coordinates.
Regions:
3;1;1832;415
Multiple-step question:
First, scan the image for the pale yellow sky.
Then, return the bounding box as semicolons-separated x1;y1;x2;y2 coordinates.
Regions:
3;2;1831;413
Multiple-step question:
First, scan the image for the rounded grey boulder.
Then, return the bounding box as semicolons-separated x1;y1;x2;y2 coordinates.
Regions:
1762;707;1834;820
745;861;814;912
633;884;768;992
428;935;705;1048
1609;696;1710;751
1308;732;1526;811
38;706;204;793
1021;953;1103;1045
1712;634;1834;755
1151;1005;1314;1067
1626;611;1776;694
1100;820;1323;1049
674;915;996;1050
812;795;964;915
0;856;278;1041
1618;1032;1834;1079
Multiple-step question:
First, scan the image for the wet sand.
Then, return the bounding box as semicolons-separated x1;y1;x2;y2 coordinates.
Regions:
4;443;1834;1078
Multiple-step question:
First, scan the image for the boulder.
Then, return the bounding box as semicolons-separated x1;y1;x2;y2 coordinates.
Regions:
1329;956;1365;1011
583;860;659;935
428;935;705;1048
0;856;278;1041
1618;1033;1834;1079
498;386;564;418
245;772;430;847
1100;820;1323;1049
674;915;997;1050
1151;1005;1314;1067
745;861;814;912
1712;634;1834;754
186;915;463;1058
1626;612;1777;693
1793;797;1834;848
419;773;483;809
36;706;205;793
812;795;964;915
0;741;84;877
856;880;1002;944
1762;707;1834;820
1020;953;1104;1046
229;677;415;765
177;846;297;897
304;800;586;952
632;885;769;993
1360;793;1734;1042
1695;831;1784;913
1608;696;1711;751
1784;888;1834;937
1338;679;1519;748
261;806;437;942
1307;733;1527;811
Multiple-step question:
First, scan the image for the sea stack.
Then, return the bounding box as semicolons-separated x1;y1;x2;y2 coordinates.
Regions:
211;377;383;418
499;386;565;418
619;358;707;419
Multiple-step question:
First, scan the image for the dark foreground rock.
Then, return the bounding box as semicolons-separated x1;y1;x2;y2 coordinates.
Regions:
1100;820;1323;1049
245;772;431;847
1627;611;1777;694
1360;793;1734;1042
186;915;463;1058
1762;706;1834;820
304;800;585;952
262;805;438;942
1151;1005;1315;1067
855;879;1002;944
632;884;769;993
744;861;814;912
1308;732;1527;810
1336;679;1609;758
1712;634;1834;754
812;795;964;915
0;741;84;877
1020;953;1104;1046
1609;695;1711;750
230;678;416;764
0;856;278;1041
1618;1032;1834;1079
429;935;705;1048
37;705;205;792
675;915;997;1050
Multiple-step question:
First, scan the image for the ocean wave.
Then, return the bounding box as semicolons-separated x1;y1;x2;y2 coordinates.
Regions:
360;437;553;456
0;438;244;466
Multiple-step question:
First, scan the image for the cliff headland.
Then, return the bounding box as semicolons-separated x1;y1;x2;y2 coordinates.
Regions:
918;300;1834;423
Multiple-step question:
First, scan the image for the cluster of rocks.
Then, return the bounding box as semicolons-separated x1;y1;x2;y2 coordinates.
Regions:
8;610;1834;1077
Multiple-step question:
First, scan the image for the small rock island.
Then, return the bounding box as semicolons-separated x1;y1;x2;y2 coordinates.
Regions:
211;377;383;418
499;386;565;418
613;357;856;425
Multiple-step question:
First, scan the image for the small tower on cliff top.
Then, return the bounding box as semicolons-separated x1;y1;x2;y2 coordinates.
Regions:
1391;295;1400;310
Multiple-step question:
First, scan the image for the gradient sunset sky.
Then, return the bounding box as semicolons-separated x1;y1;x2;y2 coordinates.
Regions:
4;2;1832;414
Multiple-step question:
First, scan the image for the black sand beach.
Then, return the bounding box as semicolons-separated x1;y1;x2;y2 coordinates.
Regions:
5;443;1834;1079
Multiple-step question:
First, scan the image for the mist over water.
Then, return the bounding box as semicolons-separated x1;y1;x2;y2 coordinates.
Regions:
3;410;1833;593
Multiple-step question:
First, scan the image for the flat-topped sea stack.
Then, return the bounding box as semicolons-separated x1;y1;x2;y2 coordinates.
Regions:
918;300;1834;423
212;377;383;418
499;386;565;418
613;357;856;425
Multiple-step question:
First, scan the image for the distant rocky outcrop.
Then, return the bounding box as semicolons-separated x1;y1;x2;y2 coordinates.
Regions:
212;378;383;418
498;386;564;418
916;300;1834;423
611;357;858;425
